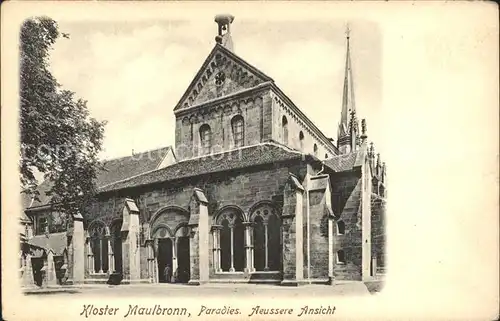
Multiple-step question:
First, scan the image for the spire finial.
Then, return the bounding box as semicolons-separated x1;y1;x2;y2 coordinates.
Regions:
345;23;351;39
360;119;367;141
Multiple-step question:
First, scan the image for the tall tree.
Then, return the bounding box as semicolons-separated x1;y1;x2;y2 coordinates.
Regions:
20;17;106;217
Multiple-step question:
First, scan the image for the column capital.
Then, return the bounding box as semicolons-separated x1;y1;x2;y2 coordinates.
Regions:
211;225;223;231
243;222;254;227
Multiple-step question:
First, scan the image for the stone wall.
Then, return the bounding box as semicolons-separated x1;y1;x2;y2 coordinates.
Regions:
331;171;363;280
371;194;386;270
270;91;333;160
89;160;310;282
307;190;330;281
174;93;272;160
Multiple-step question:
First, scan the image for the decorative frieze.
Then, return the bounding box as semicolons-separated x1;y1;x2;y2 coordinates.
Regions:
271;91;336;154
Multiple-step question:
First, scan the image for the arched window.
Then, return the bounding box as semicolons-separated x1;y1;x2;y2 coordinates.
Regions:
214;209;245;272
231;115;244;148
251;205;281;271
337;250;346;264
299;131;304;151
199;124;212;155
282;116;289;145
88;221;109;274
313;144;318;156
325;153;329;159
337;220;345;235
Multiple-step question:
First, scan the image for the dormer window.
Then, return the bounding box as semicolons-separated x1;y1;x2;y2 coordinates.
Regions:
231;115;244;148
199;124;212;155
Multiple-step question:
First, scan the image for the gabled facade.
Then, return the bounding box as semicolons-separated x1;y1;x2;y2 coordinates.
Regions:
20;15;386;288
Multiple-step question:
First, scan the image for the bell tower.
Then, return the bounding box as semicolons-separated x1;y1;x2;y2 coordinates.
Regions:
214;14;235;52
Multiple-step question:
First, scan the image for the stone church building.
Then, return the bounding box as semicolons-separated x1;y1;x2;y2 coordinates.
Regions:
20;15;386;287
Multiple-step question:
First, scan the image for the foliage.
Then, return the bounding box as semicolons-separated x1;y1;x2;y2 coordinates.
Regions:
20;17;106;217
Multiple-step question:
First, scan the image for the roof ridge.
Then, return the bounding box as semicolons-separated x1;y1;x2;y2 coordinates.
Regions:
98;142;304;192
173;44;274;112
100;146;171;164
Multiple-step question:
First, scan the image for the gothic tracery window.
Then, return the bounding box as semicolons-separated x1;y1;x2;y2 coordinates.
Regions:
88;221;109;273
251;205;281;271
199;124;212;155
213;209;245;272
231;115;244;148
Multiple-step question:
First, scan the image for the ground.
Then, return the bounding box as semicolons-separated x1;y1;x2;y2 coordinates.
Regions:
24;281;383;297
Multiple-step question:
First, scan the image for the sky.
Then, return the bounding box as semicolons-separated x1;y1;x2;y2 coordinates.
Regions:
48;17;382;160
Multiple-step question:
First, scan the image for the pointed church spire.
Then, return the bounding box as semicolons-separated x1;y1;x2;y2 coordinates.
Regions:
337;24;357;154
215;14;235;52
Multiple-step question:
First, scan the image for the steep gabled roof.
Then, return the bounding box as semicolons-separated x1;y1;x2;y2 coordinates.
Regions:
100;142;312;193
324;150;361;173
23;146;173;210
173;44;273;112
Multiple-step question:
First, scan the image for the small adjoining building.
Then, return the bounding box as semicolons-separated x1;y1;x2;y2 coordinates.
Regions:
21;15;387;286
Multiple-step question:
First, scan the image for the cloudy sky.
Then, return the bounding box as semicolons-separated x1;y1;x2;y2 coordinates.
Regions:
48;17;382;160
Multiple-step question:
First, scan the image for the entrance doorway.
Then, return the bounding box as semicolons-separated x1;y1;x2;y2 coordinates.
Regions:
176;237;190;283
157;238;173;283
31;258;44;286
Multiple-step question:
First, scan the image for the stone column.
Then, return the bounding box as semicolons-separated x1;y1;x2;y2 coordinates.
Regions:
145;240;154;283
22;254;35;287
107;233;114;274
281;174;305;286
263;221;269;271
122;199;141;283
99;237;105;273
46;251;57;286
243;222;254;273
229;225;235;272
188;188;209;285
72;213;85;284
328;218;334;284
154;238;159;283
211;226;221;273
171;237;178;282
87;237;95;274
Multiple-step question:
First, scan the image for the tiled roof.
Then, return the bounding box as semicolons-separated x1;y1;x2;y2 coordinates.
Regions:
24;146;172;210
324;144;368;173
100;142;308;193
29;232;67;256
324;151;359;172
97;146;171;188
